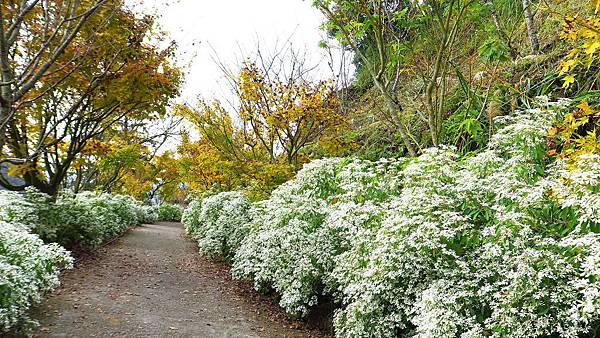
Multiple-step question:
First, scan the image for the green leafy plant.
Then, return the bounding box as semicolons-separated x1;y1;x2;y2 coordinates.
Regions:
158;203;183;222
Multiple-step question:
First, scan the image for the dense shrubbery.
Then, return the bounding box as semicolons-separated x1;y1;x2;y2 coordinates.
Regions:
141;205;159;224
0;222;73;333
183;192;253;260
183;98;600;337
0;190;151;247
158;203;183;222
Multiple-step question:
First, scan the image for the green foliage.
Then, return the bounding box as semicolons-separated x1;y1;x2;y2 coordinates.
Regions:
479;38;510;62
313;0;599;158
158;203;183;222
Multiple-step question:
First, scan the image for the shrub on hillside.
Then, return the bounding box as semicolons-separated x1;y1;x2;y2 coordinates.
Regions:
182;98;600;337
0;221;73;333
158;203;183;221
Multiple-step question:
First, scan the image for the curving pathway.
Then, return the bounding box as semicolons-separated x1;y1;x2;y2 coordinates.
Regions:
29;222;324;338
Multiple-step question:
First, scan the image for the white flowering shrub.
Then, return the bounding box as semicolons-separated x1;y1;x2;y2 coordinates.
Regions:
0;221;73;333
158;203;183;221
182;198;202;234
329;99;600;337
140;205;159;224
231;157;407;317
184;98;600;337
55;192;145;246
0;190;39;231
183;191;253;259
0;190;151;247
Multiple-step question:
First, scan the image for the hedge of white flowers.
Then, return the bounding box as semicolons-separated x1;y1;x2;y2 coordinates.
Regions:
0;221;73;333
183;98;600;337
0;190;155;333
0;189;155;247
142;205;160;224
183;191;254;260
158;203;183;222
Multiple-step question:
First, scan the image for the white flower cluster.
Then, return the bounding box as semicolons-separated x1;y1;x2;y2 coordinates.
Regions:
141;205;160;224
0;222;73;333
183;191;253;259
182;98;600;337
0;189;154;247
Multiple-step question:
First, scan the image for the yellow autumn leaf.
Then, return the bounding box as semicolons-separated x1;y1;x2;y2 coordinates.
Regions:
564;113;576;124
559;58;578;74
7;163;33;177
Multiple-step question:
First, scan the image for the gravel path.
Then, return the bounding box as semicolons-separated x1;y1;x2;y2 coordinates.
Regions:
29;222;324;338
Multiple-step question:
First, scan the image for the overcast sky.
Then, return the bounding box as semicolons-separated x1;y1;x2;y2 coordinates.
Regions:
126;0;347;104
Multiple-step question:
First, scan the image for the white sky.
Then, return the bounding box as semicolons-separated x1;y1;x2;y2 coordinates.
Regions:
126;0;349;104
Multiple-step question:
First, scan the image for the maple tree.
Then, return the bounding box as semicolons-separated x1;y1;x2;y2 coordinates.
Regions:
72;116;183;198
547;101;599;161
544;1;600;176
559;3;600;90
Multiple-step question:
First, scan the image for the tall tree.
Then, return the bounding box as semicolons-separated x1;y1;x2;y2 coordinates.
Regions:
315;0;418;155
418;0;476;146
315;0;476;150
177;46;346;197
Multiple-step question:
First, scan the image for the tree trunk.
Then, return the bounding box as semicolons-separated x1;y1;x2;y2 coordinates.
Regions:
522;0;540;54
0;4;14;145
73;169;83;193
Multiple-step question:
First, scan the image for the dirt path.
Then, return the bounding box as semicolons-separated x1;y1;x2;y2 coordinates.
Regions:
30;222;325;338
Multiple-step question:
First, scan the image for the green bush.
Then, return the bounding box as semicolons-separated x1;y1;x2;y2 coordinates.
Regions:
158;203;183;221
140;205;159;224
183;192;253;260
